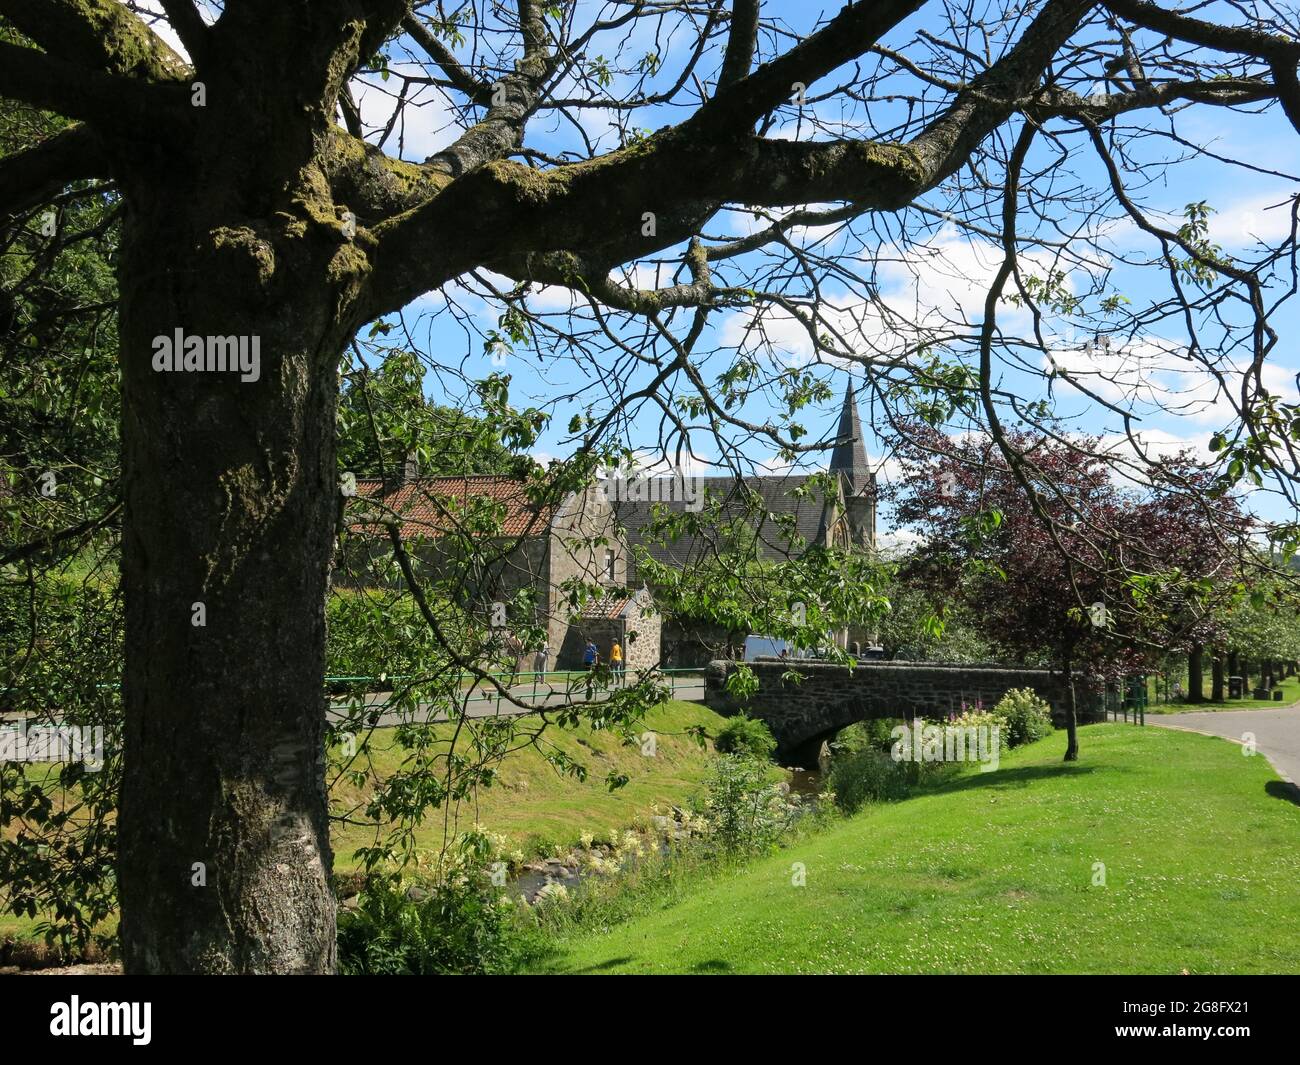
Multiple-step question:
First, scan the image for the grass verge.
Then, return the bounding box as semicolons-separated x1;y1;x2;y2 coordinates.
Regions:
527;724;1300;974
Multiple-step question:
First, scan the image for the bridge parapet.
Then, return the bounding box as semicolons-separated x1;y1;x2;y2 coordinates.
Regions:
704;659;1088;764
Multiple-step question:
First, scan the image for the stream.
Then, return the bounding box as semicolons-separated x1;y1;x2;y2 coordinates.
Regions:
510;767;824;904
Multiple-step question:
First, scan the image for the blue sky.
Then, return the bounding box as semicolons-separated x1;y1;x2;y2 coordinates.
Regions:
158;2;1300;534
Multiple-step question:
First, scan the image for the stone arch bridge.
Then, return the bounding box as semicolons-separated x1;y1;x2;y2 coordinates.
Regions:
704;659;1083;766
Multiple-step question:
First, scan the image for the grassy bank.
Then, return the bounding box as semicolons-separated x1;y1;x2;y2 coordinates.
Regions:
328;698;726;869
3;699;728;954
529;724;1300;974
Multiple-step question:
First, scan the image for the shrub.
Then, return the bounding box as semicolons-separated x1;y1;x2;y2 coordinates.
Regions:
826;748;912;814
0;575;122;958
695;754;798;856
326;588;451;682
943;708;1004;735
337;872;528;975
337;830;536;974
992;688;1054;748
713;715;777;761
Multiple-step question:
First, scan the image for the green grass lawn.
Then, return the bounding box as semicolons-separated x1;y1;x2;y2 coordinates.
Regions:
528;724;1300;974
1148;674;1300;713
1149;676;1300;717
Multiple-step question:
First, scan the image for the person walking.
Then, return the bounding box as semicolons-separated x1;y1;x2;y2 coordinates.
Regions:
582;641;598;673
610;640;624;684
534;642;549;683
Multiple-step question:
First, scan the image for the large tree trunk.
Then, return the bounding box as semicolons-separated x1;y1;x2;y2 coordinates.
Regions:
116;183;362;972
1187;643;1204;703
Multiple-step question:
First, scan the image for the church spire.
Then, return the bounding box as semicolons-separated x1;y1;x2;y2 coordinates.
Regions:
830;381;871;498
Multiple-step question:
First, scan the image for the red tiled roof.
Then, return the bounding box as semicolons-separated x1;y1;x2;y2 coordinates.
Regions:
579;589;636;620
349;476;560;541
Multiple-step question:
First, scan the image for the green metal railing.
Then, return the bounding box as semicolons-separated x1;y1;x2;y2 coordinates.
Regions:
325;667;705;705
9;670;705;726
1097;674;1146;725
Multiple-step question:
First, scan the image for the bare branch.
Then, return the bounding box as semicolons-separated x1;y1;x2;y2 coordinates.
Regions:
0;503;122;568
401;12;493;106
1103;0;1300;61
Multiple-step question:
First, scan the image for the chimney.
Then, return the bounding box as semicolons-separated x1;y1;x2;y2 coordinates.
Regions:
384;450;419;493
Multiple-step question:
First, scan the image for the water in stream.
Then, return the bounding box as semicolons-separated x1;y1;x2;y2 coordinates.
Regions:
509;767;824;904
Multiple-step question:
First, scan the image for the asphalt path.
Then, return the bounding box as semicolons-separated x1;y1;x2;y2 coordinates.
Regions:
326;678;706;727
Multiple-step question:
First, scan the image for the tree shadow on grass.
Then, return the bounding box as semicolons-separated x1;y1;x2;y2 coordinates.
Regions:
565;955;637;974
924;761;1102;798
554;954;733;974
1265;780;1300;807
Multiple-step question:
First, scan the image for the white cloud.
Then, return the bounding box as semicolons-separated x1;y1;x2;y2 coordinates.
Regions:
525;285;580;313
1099;427;1214;464
870;454;904;488
1210;191;1298;248
123;1;221;61
127;1;187;58
351;67;460;161
715;227;1063;367
1044;334;1299;426
875;527;925;558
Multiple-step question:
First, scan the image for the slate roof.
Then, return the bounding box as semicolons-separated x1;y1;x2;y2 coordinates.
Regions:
350;475;559;541
610;388;875;569
611;474;836;567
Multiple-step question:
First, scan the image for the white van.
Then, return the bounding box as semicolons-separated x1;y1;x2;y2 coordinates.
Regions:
743;635;789;661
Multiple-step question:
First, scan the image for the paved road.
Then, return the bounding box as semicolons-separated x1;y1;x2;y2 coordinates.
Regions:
2;681;707;733
1151;703;1300;785
327;679;706;728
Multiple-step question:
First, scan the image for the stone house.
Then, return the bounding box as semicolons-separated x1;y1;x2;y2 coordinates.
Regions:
561;586;661;673
342;470;653;670
339;385;876;672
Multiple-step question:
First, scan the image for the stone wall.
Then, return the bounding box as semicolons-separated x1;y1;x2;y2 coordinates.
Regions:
559;620;618;671
622;596;661;673
704;659;1097;762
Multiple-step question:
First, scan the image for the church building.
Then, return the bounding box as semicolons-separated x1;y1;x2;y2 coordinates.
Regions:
343;384;876;670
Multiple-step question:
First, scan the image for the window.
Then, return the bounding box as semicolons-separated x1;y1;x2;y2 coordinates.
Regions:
605;549;616;582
